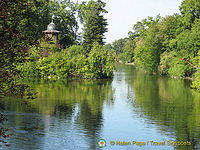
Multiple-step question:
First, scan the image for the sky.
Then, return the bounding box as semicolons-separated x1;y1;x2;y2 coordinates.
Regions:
76;0;183;44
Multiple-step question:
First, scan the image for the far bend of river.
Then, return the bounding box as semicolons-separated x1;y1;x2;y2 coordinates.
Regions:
1;64;200;150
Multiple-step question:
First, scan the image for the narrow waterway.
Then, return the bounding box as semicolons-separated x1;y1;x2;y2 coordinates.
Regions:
1;64;200;150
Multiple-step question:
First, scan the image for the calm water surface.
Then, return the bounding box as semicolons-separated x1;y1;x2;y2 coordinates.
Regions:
1;64;200;150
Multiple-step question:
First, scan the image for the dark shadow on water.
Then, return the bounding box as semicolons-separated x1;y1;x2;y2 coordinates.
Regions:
1;64;200;149
1;79;114;149
119;64;200;150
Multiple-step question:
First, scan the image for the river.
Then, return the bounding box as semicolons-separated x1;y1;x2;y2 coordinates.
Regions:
1;64;200;150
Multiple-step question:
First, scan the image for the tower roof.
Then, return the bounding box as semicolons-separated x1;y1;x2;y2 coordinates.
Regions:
47;21;57;31
42;20;61;34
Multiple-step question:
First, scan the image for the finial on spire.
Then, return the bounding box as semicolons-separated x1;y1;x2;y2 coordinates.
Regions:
52;14;55;23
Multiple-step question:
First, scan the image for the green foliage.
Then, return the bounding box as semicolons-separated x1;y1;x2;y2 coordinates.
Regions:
158;51;176;75
86;43;116;78
80;0;108;52
104;43;113;51
112;38;128;55
123;0;200;90
158;51;190;78
118;39;135;63
1;0;38;72
134;21;162;72
51;0;78;47
110;38;135;63
1;0;79;98
192;71;200;90
157;14;181;52
179;0;200;29
18;48;77;78
66;44;86;55
168;57;187;77
192;51;200;90
17;43;115;79
175;22;200;58
133;15;161;38
167;19;200;77
133;15;179;72
0;0;42;99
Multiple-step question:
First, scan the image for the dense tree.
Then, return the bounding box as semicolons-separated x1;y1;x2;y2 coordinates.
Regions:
0;0;114;145
118;39;135;63
132;15;161;38
17;43;115;79
119;0;200;88
0;0;42;99
134;16;162;72
51;0;78;47
111;38;128;55
179;0;200;29
79;0;108;52
157;14;181;52
0;0;80;98
192;50;200;89
0;0;39;145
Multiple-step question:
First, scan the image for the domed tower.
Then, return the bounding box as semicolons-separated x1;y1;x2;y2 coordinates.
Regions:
42;20;61;44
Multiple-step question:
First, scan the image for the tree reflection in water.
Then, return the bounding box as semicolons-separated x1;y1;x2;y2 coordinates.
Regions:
1;65;200;150
124;65;200;150
1;79;114;149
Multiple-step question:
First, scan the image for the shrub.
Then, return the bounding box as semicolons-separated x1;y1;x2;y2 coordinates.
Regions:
168;57;187;78
158;51;175;75
191;51;200;90
17;43;116;79
86;43;116;78
192;71;200;90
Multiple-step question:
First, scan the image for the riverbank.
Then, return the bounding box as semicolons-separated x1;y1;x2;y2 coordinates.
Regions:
120;62;199;90
1;64;200;149
17;44;116;80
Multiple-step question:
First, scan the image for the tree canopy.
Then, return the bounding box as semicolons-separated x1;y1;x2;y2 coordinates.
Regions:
79;0;108;52
110;0;200;89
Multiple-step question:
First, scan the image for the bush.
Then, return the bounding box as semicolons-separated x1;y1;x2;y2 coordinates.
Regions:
66;45;85;56
17;43;116;79
158;51;175;75
86;43;116;78
118;40;135;63
192;71;200;90
191;51;200;90
168;57;187;78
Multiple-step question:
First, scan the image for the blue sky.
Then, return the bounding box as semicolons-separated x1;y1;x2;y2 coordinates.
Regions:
76;0;183;43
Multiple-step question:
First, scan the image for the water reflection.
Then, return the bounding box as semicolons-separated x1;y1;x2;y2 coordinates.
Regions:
124;65;200;150
1;79;113;149
0;65;200;150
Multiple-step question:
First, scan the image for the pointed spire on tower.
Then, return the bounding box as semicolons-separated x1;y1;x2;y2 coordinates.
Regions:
52;14;55;23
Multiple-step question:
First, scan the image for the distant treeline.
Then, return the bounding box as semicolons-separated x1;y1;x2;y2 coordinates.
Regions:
107;0;200;90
